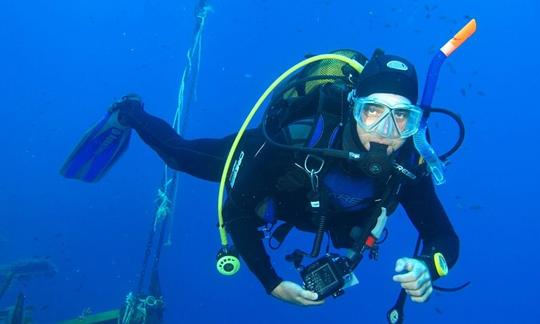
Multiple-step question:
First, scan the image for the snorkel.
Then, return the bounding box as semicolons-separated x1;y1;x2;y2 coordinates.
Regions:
413;19;477;185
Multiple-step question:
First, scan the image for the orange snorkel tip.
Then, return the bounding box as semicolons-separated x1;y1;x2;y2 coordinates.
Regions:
441;19;477;57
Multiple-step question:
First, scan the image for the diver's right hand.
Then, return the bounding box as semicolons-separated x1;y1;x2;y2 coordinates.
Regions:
109;94;144;127
271;281;324;306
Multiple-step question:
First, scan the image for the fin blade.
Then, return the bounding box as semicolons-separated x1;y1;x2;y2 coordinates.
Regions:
60;112;131;182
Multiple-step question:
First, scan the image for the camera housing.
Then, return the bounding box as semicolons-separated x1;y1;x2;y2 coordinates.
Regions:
301;254;354;300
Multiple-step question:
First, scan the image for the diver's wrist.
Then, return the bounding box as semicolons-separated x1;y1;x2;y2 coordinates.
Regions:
416;252;448;280
265;277;284;295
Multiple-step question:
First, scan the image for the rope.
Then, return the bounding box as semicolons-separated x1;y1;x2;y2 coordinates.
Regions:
161;0;212;246
133;0;212;298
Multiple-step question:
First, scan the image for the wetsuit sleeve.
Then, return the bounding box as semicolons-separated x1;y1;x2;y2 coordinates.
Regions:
224;200;283;294
122;109;234;182
399;175;459;280
223;140;293;294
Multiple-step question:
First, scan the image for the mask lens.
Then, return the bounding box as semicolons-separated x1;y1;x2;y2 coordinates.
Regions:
360;103;389;127
392;107;422;137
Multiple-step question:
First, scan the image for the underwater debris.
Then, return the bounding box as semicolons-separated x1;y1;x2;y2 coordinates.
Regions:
0;258;58;280
0;292;32;323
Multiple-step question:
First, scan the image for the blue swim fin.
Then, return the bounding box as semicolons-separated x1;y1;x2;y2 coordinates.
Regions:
61;110;131;182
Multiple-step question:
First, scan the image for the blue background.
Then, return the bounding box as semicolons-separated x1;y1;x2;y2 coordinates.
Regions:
1;0;538;323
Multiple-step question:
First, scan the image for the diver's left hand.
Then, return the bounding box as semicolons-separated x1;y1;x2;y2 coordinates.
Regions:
392;257;433;303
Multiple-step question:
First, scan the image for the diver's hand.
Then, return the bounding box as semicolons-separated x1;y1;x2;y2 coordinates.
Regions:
392;257;433;303
109;94;144;127
271;281;324;306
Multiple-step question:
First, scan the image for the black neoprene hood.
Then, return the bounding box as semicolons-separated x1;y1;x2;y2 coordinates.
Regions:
355;50;419;104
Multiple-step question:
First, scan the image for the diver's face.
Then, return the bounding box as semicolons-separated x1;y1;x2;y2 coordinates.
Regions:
355;93;410;155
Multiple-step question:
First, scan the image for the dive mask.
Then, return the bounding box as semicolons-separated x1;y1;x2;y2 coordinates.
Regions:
351;94;423;139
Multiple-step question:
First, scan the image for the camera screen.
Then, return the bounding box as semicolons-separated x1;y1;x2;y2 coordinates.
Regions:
305;263;339;293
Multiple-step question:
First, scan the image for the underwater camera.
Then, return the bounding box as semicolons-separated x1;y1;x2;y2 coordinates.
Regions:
301;254;356;300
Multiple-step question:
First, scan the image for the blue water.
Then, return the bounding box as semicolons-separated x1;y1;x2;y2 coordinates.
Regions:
1;0;538;322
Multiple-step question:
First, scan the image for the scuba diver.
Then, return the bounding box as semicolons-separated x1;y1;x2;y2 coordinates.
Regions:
61;48;461;308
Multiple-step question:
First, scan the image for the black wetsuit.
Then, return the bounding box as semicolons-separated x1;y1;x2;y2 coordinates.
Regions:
120;99;459;294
